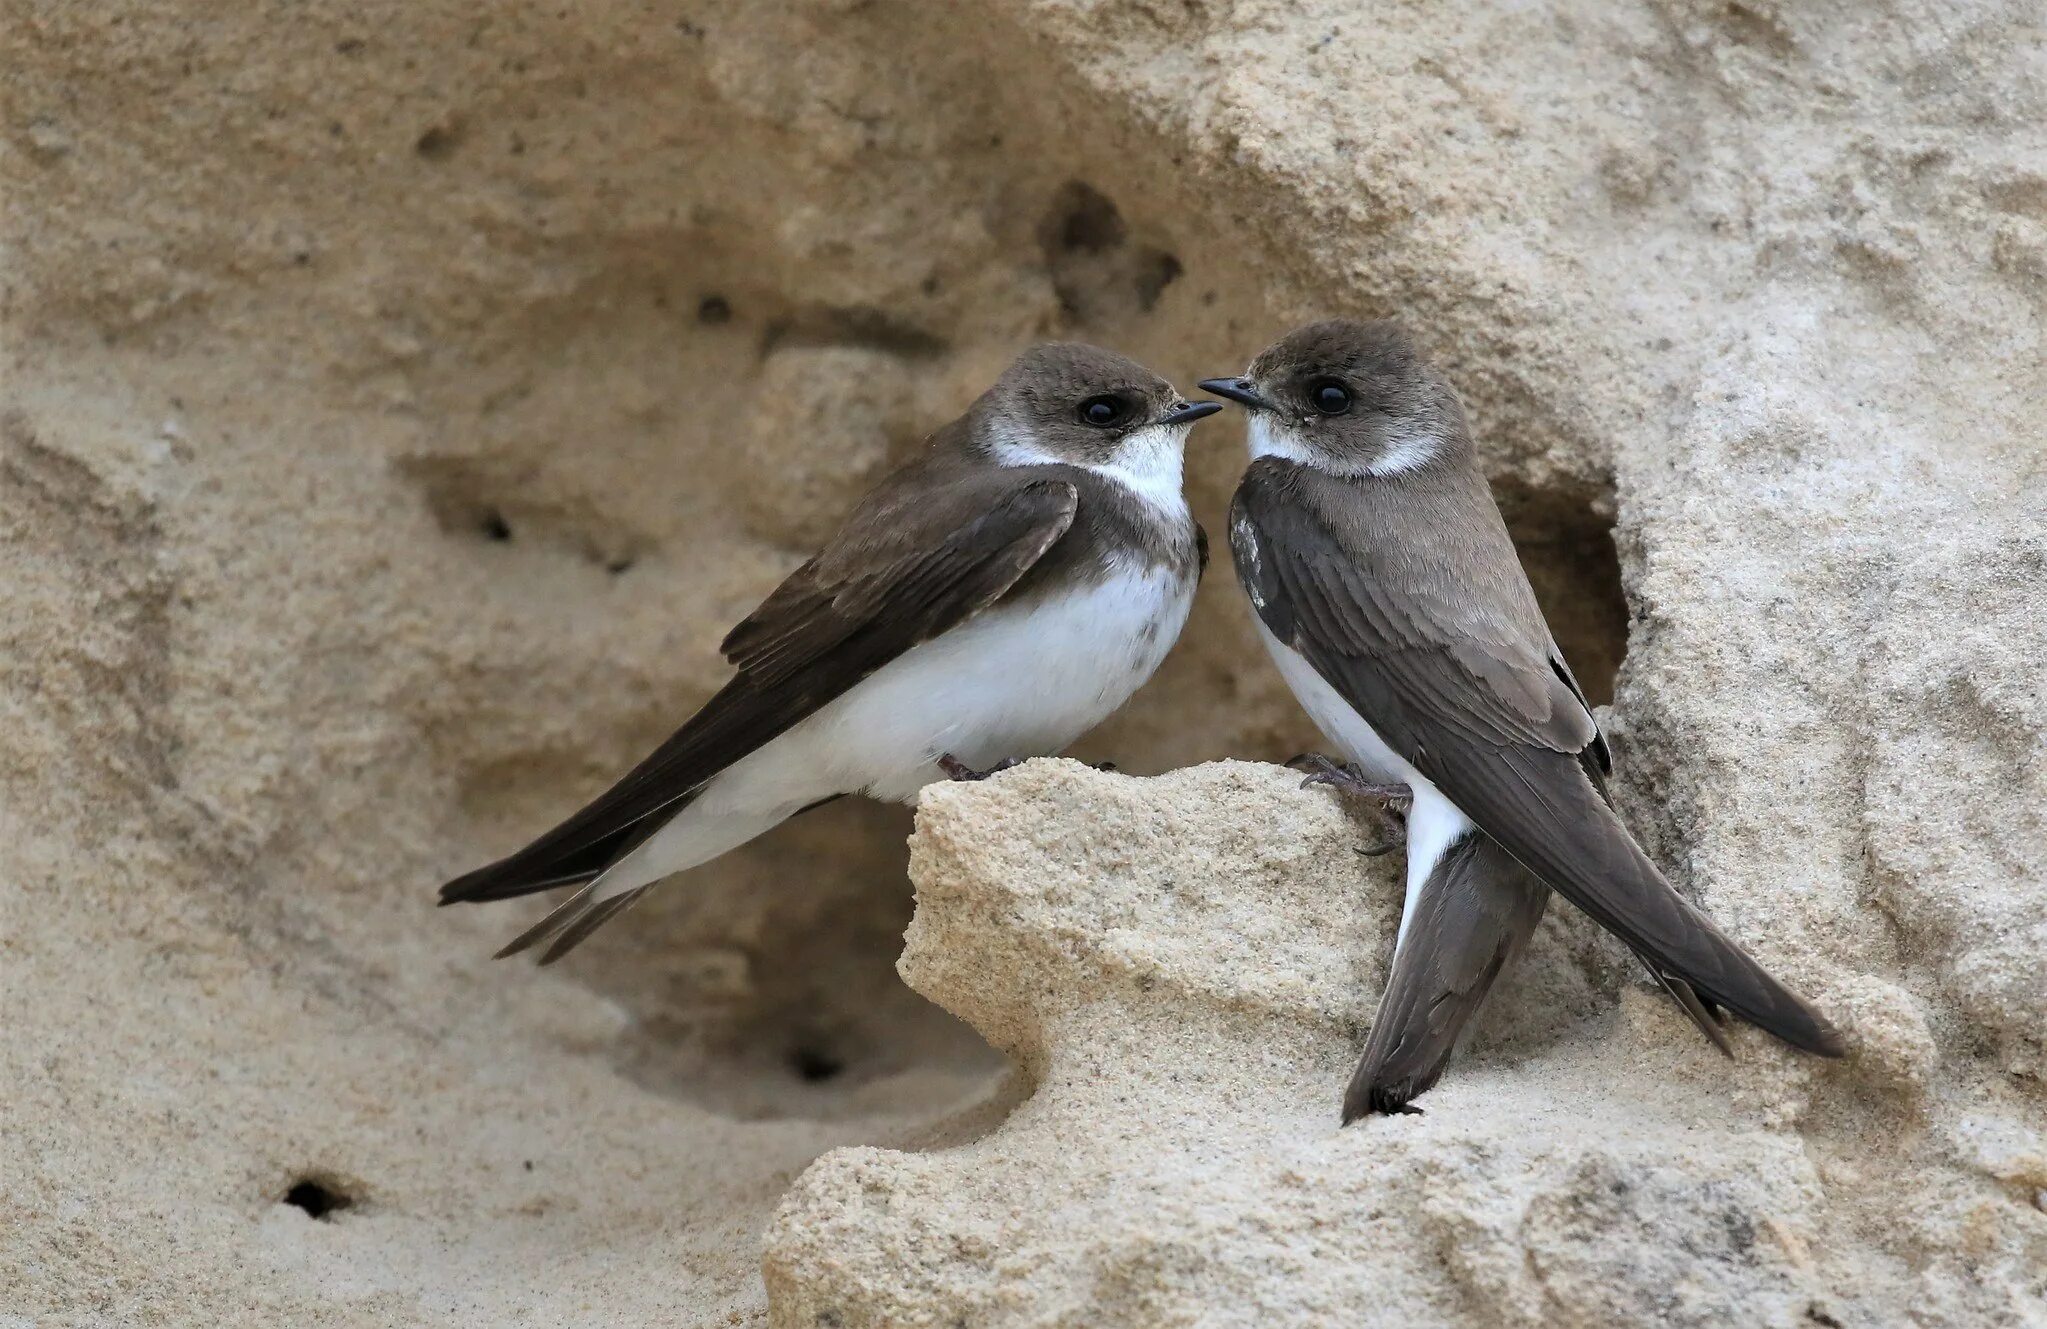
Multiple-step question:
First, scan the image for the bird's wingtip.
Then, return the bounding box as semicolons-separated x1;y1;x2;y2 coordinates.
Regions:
438;862;502;906
1341;1076;1428;1125
1806;1017;1850;1059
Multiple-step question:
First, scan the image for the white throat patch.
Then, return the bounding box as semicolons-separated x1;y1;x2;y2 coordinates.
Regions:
988;420;1191;521
983;417;1056;470
1084;422;1189;519
1245;414;1317;467
1245;414;1440;478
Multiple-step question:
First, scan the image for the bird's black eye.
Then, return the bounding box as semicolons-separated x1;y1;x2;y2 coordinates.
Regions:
1309;379;1352;415
1077;395;1129;427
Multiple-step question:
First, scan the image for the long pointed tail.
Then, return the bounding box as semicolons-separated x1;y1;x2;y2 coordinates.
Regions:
1344;831;1548;1121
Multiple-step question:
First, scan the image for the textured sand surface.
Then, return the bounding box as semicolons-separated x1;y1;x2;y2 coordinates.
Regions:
3;0;2042;1324
772;762;2044;1325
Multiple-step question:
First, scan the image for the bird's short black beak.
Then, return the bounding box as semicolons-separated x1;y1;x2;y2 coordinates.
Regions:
1198;377;1274;411
1160;400;1223;426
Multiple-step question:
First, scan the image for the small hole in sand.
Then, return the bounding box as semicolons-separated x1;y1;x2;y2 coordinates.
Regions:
1049;181;1128;253
1136;252;1183;310
697;295;733;325
415;125;459;160
282;1177;352;1219
789;1046;845;1083
480;509;513;542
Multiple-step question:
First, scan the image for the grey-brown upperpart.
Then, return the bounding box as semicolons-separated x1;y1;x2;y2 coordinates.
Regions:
1215;317;1842;1116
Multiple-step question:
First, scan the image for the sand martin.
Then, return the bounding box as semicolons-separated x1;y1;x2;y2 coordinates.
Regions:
1202;321;1843;1119
443;344;1220;962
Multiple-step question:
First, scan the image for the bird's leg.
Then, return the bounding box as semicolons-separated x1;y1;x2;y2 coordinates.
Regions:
1287;753;1413;856
938;753;1027;782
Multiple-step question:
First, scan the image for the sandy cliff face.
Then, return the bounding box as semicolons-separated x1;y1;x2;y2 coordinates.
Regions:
2;0;2041;1324
772;761;2044;1326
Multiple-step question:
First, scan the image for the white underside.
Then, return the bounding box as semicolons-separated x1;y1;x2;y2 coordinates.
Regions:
1253;621;1475;948
587;561;1195;901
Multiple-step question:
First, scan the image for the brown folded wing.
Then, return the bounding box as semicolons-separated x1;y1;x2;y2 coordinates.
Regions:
1229;459;1841;1056
440;467;1078;904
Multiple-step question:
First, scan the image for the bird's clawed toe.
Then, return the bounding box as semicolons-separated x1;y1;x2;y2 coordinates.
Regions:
1289;753;1412;850
938;753;1026;782
940;754;1117;781
1288;753;1410;805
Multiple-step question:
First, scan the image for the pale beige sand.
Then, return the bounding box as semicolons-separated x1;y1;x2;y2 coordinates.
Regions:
3;0;2041;1324
772;762;2044;1325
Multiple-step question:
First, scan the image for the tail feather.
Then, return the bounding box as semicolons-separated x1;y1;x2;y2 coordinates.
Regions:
441;863;603;906
1648;967;1735;1058
1344;831;1548;1121
537;888;651;964
492;882;652;963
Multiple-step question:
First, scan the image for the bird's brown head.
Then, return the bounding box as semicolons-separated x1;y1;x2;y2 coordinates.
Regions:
975;343;1220;478
1200;320;1467;477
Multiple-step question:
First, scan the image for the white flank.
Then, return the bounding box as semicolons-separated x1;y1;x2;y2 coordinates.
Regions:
1252;621;1475;948
588;559;1196;902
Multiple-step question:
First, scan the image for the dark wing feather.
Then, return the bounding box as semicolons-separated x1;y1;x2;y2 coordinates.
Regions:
1548;652;1612;777
441;473;1078;904
1230;463;1842;1057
